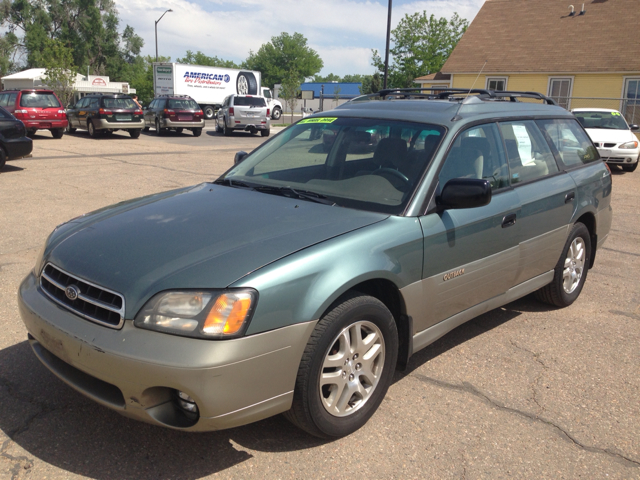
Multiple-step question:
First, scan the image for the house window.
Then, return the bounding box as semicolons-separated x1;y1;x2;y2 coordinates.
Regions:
486;77;507;91
623;78;640;125
431;84;448;90
548;77;573;109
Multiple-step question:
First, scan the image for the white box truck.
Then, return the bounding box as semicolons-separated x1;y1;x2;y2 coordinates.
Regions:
153;63;282;120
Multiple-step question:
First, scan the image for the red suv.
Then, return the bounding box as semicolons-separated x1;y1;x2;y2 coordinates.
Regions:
0;89;68;138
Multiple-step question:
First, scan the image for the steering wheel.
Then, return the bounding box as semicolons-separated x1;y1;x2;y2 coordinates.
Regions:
372;168;410;185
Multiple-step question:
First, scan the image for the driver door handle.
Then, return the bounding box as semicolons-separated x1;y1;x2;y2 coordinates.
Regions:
565;192;575;203
502;213;517;228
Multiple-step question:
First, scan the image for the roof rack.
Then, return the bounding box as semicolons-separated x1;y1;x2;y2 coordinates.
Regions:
370;88;558;106
156;94;193;98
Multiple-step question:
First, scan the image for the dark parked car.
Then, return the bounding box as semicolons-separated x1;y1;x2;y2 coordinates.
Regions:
0;89;68;138
144;95;204;136
65;94;144;138
19;88;611;438
0;106;33;170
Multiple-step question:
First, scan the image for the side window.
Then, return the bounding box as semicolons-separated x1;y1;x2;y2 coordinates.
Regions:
76;98;87;108
0;94;7;106
536;119;599;167
499;121;559;184
7;93;17;107
89;98;99;108
148;99;156;109
439;123;509;191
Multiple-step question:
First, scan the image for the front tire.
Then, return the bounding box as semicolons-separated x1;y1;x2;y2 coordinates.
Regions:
285;293;398;438
535;222;591;307
65;124;76;134
622;162;638;173
261;129;270;137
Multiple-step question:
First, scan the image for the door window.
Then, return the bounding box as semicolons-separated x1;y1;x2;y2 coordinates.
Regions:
536;119;599;167
7;93;17;106
499;121;559;183
0;94;7;106
76;98;88;108
439;123;509;191
623;78;640;125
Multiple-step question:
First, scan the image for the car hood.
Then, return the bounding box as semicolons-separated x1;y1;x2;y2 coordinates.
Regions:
46;183;387;317
585;128;636;144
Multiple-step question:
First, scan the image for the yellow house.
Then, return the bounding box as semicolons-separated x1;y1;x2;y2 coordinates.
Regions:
416;0;640;126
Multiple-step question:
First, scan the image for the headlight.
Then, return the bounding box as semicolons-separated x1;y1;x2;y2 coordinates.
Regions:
620;140;639;149
134;289;257;339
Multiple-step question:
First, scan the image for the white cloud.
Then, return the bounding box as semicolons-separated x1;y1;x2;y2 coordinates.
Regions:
115;0;485;76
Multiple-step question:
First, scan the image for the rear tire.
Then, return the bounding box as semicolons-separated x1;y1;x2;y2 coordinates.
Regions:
192;128;202;137
87;121;98;138
203;106;215;120
175;127;183;134
261;129;270;137
535;222;591;308
223;120;232;137
129;129;141;139
51;128;64;139
622;162;638;173
155;119;164;136
0;149;6;170
284;292;398;438
65;124;76;134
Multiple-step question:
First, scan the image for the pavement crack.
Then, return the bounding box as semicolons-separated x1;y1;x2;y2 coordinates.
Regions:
510;340;549;414
411;373;640;468
1;439;33;480
609;309;640;321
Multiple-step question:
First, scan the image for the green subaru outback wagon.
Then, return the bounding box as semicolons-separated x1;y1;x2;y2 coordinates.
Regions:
19;88;612;438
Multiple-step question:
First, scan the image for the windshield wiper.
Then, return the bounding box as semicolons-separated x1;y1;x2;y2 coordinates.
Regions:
214;178;255;190
254;186;337;206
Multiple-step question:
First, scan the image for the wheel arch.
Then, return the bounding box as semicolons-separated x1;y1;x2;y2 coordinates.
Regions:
574;211;597;268
320;278;413;371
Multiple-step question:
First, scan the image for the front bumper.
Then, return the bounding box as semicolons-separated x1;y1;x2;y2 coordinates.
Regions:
162;119;205;129
96;119;145;130
18;272;316;431
598;147;639;165
23;120;68;130
4;137;33;159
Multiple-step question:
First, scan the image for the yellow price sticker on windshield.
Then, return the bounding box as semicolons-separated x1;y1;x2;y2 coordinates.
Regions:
299;117;338;124
611;111;621;116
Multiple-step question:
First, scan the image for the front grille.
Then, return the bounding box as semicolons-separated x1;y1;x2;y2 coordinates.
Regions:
603;143;616;148
40;263;125;329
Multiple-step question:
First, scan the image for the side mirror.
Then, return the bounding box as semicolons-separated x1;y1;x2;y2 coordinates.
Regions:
629;124;639;132
234;151;249;165
439;178;491;209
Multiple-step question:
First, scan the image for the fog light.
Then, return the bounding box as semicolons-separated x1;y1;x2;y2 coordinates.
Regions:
175;390;199;414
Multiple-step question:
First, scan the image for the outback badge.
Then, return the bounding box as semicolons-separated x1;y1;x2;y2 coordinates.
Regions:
443;268;465;281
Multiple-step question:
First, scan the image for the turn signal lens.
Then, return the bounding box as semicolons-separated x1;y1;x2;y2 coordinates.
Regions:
203;293;253;335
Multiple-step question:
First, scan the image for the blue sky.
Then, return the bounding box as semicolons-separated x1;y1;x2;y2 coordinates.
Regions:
115;0;486;77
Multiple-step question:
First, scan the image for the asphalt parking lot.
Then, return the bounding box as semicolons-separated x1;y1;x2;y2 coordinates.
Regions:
1;124;639;479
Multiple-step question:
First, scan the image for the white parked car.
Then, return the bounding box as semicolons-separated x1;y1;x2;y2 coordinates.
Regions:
572;108;640;172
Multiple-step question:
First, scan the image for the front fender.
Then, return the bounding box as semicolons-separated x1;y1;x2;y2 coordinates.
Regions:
234;216;424;335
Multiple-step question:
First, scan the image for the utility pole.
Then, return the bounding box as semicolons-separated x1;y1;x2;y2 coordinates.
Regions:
155;9;173;63
383;0;392;89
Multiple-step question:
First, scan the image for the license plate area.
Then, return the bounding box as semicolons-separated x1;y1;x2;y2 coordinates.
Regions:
116;114;131;121
178;115;192;121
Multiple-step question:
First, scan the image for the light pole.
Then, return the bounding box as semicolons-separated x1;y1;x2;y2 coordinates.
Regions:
155;9;173;63
383;0;392;89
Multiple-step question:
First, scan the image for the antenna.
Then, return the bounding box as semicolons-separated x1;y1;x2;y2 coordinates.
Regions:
452;60;487;121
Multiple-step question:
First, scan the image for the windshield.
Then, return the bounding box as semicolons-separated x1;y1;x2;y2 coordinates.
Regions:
573;111;629;130
103;98;137;109
220;117;445;214
234;96;266;107
168;99;199;109
20;93;60;108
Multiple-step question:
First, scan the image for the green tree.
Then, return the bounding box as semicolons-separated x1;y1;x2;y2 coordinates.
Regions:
312;72;341;83
279;71;300;124
0;32;19;77
372;11;468;88
40;37;77;106
243;32;323;88
176;50;239;68
129;55;170;106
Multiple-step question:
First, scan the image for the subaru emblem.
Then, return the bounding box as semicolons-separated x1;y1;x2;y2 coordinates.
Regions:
65;285;80;301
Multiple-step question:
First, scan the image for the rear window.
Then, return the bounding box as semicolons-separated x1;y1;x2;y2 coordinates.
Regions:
233;97;266;107
168;99;199;109
19;92;60;108
102;98;137;109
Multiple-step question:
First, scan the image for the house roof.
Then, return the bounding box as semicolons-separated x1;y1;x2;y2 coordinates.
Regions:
414;72;451;82
2;68;47;80
442;0;640;74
